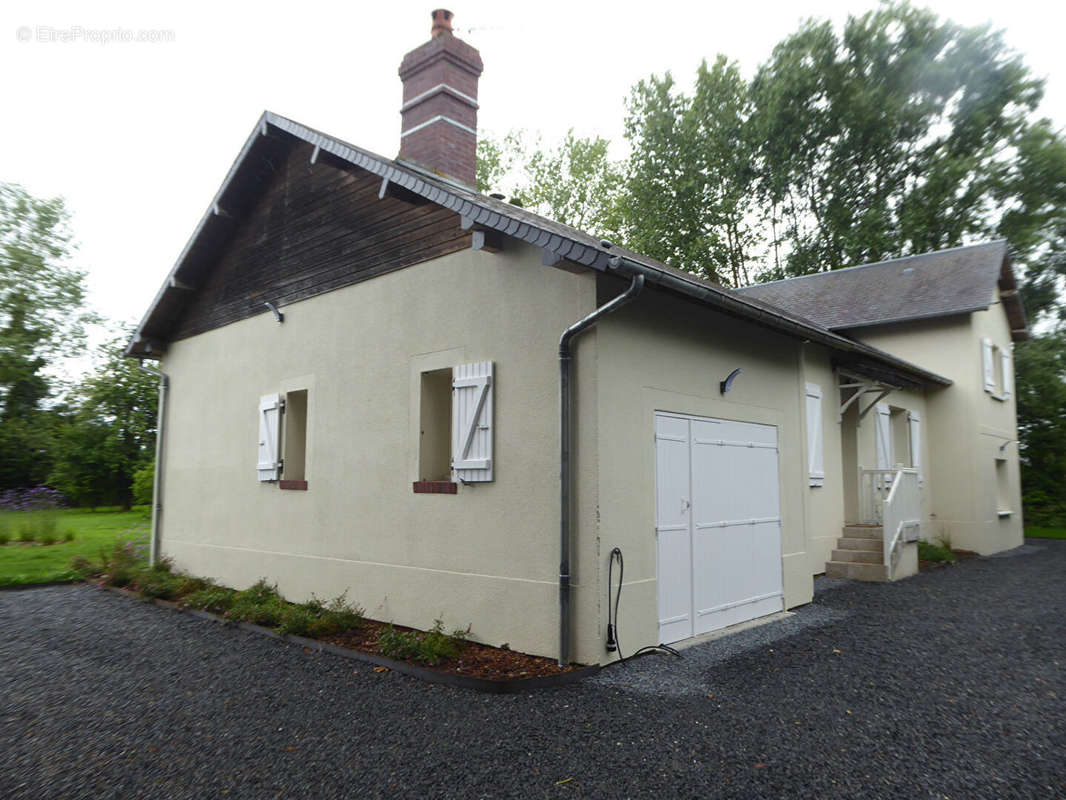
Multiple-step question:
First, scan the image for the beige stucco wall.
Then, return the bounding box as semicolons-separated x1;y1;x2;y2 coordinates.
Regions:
592;279;813;662
158;241;605;663
849;291;1023;554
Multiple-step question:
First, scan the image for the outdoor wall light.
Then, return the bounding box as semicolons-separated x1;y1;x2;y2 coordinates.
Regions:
720;368;743;394
264;301;284;323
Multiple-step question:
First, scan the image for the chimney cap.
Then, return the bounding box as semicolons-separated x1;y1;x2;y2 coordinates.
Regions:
431;9;453;37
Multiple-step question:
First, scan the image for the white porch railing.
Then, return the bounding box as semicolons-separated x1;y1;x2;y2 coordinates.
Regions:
859;466;921;579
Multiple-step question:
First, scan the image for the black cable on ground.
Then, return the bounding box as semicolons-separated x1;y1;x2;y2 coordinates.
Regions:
606;547;682;665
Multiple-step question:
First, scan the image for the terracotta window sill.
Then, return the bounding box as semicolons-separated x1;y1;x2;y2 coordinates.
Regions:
279;480;308;491
413;481;457;494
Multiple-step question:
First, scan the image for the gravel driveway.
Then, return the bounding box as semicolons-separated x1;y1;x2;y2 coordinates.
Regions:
2;542;1064;799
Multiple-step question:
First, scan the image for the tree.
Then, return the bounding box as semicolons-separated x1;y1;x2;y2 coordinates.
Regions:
622;57;761;285
477;130;625;239
49;328;158;509
747;3;1052;282
0;183;96;488
1014;332;1066;525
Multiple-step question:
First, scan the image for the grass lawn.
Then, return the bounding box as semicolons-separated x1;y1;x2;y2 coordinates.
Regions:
1025;527;1066;540
0;508;150;586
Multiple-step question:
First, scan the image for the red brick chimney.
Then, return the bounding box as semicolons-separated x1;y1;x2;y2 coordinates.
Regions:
398;9;483;187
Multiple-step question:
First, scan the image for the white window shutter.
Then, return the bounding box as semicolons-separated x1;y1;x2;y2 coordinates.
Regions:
908;411;923;487
875;403;893;470
805;383;824;487
1000;350;1012;400
257;393;281;481
981;338;995;393
452;361;493;482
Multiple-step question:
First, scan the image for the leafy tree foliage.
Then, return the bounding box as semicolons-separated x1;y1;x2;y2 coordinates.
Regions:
1014;333;1066;525
0;183;96;488
747;3;1051;283
477;130;625;238
622;57;760;285
48;329;158;509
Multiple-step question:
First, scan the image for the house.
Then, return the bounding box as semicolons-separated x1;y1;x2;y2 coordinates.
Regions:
127;10;1026;666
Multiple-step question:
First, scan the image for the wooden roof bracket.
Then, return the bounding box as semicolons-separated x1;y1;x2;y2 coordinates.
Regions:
379;176;429;206
459;214;504;253
837;369;892;423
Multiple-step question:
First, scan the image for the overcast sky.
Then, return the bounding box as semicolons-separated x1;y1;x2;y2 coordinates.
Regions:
2;0;1064;338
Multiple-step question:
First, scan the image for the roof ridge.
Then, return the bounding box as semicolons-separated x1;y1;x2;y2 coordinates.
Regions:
739;240;1007;290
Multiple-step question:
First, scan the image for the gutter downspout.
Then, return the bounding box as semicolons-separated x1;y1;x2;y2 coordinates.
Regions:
558;259;644;666
139;362;169;566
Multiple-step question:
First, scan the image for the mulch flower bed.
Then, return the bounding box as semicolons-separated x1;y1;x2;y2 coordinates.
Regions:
321;618;583;681
919;548;978;572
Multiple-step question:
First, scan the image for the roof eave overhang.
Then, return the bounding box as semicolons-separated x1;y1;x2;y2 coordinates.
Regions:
997;251;1030;343
125;112;952;389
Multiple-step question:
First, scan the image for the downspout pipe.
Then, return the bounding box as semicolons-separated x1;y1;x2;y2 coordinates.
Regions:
139;362;169;566
558;259;644;666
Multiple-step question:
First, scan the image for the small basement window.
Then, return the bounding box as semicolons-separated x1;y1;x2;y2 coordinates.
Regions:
995;456;1011;516
418;368;453;485
282;389;308;486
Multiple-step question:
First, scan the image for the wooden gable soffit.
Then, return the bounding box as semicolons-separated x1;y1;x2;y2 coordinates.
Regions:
168;276;195;291
542;248;587;274
379;176;429;206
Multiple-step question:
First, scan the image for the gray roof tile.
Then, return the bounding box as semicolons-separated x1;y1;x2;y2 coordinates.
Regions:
735;242;1017;332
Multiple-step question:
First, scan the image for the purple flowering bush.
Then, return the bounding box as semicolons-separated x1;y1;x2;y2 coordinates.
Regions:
0;486;68;512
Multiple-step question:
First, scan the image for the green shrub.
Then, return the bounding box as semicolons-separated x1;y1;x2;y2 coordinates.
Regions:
100;539;145;587
376;618;469;665
17;526;34;543
238;579;281;604
134;567;184;600
39;532;57;546
226;581;286;626
183;587;237;614
325;592;363;632
63;530;75;543
132;462;155;507
277;604;319;636
69;555;102;580
377;625;420;661
918;539;956;564
0;530;9;546
228;595;286;626
173;575;211;597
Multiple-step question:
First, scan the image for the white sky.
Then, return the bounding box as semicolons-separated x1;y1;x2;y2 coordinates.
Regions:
2;0;1065;338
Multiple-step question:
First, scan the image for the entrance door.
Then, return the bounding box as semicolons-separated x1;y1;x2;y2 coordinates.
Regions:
655;412;784;643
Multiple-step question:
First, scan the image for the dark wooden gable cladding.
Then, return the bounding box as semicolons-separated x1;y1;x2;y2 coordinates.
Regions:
171;140;472;342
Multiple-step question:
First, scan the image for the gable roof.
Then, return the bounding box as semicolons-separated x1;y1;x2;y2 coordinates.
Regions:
126;111;950;388
735;242;1029;342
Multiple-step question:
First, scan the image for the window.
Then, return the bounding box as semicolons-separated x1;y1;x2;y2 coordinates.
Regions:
419;368;452;482
282;390;308;483
907;411;923;487
982;338;1012;400
414;361;494;492
257;389;309;489
804;383;824;487
995;457;1011;516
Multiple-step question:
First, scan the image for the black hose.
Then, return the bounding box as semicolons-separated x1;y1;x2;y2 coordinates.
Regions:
606;547;681;665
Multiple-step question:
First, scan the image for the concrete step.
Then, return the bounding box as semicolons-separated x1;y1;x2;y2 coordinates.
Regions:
842;525;883;540
825;560;890;582
831;548;882;564
836;537;883;552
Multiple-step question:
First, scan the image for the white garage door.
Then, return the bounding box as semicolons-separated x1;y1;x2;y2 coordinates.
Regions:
656;412;784;644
